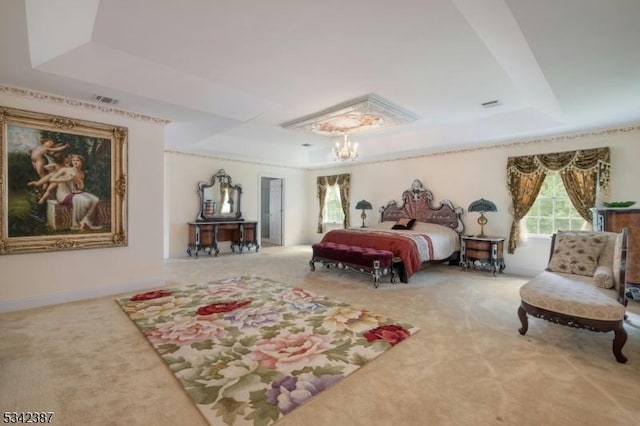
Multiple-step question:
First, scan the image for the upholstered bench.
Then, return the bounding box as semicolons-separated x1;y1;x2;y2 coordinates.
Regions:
309;242;396;288
518;229;629;363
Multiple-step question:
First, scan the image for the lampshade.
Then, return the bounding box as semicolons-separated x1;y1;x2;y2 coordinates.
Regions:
467;198;497;238
468;198;497;213
355;200;373;210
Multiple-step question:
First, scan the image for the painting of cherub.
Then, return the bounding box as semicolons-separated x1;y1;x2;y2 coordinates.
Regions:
0;105;128;254
6;124;111;236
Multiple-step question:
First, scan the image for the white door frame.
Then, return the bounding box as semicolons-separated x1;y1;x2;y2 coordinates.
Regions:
258;173;285;246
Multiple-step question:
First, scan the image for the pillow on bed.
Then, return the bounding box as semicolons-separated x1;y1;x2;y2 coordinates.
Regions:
371;221;397;229
412;221;450;233
392;218;416;230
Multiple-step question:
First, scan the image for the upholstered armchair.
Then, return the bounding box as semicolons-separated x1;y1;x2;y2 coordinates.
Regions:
518;228;629;363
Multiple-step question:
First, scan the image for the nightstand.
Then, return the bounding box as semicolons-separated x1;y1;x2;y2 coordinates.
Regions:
460;235;505;276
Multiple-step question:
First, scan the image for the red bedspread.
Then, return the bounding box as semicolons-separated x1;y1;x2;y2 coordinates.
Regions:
320;229;428;278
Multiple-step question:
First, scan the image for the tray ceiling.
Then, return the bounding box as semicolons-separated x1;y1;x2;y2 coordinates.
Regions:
1;0;639;168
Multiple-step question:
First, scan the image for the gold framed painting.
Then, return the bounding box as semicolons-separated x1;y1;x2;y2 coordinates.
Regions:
0;106;127;254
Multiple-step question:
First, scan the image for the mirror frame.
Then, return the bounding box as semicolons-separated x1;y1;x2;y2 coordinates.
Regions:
196;169;243;222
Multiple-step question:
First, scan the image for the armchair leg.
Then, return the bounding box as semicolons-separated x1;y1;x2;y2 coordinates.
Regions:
612;325;628;364
517;305;528;335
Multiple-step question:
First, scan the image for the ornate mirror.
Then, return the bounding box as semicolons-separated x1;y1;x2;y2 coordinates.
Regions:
197;169;243;221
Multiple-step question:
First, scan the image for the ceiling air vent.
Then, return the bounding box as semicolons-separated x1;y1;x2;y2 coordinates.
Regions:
481;99;501;108
92;94;119;105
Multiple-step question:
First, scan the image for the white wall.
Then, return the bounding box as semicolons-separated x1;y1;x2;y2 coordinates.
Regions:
165;152;308;258
307;126;640;277
0;92;165;312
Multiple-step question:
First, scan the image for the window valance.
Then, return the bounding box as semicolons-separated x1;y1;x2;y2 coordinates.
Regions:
506;147;610;190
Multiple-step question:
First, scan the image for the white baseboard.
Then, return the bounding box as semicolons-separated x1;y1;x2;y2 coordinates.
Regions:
0;279;162;313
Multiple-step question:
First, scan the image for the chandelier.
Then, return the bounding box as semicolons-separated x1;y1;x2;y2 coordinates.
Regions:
332;133;358;161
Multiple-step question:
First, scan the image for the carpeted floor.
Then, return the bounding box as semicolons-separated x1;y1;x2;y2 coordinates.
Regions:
2;245;640;425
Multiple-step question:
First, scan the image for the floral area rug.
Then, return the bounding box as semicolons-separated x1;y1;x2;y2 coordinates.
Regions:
116;275;419;426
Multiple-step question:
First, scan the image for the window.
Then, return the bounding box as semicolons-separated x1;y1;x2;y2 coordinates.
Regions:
323;183;344;224
506;147;609;253
523;171;587;235
316;173;350;233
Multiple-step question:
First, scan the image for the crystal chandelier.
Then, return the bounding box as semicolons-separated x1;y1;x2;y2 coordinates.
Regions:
332;133;358;161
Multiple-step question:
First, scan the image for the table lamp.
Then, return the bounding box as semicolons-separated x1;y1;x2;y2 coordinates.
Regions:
468;198;497;238
355;200;373;227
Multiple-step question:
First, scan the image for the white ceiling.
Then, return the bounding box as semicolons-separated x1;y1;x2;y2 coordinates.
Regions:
1;0;639;168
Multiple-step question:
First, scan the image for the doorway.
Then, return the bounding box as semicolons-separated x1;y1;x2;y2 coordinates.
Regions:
260;177;283;246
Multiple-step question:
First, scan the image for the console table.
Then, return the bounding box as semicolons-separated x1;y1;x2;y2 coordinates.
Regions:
187;221;259;257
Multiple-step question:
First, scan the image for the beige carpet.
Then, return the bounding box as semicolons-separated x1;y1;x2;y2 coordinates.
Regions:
2;245;640;426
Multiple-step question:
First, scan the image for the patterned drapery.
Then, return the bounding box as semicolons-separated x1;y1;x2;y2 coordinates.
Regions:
506;147;610;253
316;173;351;233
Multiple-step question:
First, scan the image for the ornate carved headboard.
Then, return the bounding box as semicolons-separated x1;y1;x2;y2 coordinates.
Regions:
380;179;465;234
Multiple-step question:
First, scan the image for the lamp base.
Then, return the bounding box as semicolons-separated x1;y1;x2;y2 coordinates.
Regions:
477;212;488;238
360;210;367;228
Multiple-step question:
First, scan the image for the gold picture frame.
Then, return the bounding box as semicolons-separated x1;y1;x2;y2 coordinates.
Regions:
0;106;127;254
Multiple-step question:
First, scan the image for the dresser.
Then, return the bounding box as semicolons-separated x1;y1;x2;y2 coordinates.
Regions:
187;221;259;258
460;235;506;276
592;208;640;285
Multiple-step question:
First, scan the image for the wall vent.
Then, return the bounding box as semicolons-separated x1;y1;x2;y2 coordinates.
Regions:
92;94;119;105
481;99;501;108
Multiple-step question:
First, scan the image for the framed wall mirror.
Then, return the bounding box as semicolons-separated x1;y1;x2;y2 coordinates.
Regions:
197;169;243;221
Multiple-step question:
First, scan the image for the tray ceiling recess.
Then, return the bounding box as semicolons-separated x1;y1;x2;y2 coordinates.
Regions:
281;94;419;136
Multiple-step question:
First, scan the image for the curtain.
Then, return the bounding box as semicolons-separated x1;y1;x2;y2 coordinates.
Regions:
506;160;547;254
316;173;351;233
506;147;610;253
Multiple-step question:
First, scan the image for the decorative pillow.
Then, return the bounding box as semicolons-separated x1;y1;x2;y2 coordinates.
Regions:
392;218;416;230
593;265;614;289
547;233;607;276
555;231;617;269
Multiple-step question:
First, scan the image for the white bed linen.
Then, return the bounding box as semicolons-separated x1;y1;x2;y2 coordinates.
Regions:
365;221;460;261
403;222;460;261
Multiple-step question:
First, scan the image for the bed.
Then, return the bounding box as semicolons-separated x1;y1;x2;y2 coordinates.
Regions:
319;179;464;282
